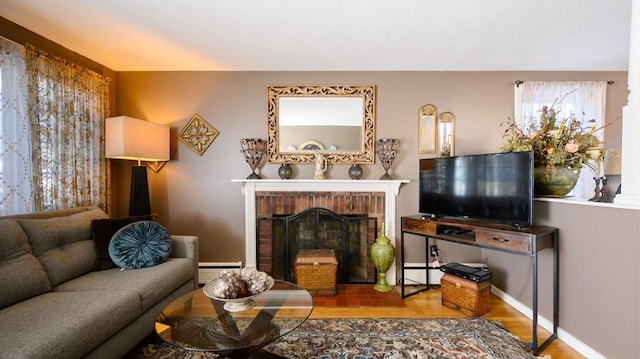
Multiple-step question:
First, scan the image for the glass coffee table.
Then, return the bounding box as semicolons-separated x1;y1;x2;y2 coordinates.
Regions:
155;280;313;358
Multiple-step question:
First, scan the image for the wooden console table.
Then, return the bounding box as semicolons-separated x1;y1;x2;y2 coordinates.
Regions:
400;215;558;355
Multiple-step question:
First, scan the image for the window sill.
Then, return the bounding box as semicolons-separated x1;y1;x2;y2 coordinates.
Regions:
535;196;640;210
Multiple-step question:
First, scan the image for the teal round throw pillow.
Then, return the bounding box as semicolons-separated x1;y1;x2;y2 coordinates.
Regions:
108;221;172;269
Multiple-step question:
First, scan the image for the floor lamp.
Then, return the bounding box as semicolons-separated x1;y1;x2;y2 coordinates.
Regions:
105;116;170;216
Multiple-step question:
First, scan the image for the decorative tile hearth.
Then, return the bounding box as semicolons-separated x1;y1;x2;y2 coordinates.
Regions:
232;179;408;284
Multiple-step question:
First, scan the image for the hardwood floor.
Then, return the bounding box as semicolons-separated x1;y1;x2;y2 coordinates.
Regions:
186;283;583;358
310;284;584;359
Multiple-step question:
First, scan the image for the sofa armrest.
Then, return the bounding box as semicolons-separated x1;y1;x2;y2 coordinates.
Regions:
170;235;199;289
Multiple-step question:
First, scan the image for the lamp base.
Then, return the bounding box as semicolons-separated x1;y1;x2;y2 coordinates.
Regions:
129;165;151;216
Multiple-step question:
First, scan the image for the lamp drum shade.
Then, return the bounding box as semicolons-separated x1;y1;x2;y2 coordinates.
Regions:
105;116;170;162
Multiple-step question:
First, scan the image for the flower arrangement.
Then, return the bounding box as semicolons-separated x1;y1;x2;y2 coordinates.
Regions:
501;104;603;179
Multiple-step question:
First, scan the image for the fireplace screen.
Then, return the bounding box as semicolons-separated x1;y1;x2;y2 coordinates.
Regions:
260;207;377;284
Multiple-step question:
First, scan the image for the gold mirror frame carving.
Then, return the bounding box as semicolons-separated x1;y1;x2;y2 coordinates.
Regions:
267;85;376;164
418;104;437;154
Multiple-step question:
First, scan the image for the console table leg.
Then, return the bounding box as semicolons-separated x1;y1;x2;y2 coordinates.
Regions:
532;246;540;355
553;231;559;338
400;231;406;298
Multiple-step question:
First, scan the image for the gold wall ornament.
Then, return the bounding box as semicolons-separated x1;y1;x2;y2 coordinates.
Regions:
437;111;455;157
179;114;219;156
418;104;437;154
267;84;376;165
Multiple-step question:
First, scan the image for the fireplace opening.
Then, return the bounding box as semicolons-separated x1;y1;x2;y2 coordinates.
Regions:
258;207;377;284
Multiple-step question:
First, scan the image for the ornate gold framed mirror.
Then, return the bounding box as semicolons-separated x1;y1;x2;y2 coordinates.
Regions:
267;85;376;164
418;104;437;154
437;111;455;157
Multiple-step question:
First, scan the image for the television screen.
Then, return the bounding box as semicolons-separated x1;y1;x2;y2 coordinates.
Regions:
419;151;534;227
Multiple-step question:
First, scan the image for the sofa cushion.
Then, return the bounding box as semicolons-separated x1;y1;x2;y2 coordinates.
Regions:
109;221;172;269
55;257;194;312
17;208;109;286
91;214;157;271
0;290;141;359
0;219;52;309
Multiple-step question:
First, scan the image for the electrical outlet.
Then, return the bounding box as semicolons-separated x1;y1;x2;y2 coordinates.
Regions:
430;245;438;257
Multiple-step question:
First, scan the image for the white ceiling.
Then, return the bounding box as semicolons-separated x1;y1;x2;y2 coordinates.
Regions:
0;0;632;72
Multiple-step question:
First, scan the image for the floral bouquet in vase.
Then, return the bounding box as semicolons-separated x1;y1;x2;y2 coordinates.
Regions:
501;103;604;196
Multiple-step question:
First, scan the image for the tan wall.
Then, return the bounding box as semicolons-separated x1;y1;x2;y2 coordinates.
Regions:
115;71;635;358
510;201;639;358
114;71;628;257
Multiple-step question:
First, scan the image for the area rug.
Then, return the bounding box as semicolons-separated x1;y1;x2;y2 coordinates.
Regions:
130;317;545;359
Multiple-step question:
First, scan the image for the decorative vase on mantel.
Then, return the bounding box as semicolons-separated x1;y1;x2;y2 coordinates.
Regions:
371;223;395;292
278;163;293;179
375;138;400;180
348;164;363;180
534;165;581;197
240;138;267;179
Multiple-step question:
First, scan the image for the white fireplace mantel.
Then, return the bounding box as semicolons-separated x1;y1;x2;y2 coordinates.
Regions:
232;179;409;284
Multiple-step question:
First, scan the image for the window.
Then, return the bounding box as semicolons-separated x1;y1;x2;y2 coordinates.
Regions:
514;81;608;199
0;38;32;215
0;37;109;215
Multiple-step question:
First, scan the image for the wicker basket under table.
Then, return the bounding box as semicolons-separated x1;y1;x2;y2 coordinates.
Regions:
295;249;338;296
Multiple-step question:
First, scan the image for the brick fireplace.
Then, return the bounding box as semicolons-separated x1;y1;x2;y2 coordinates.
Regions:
233;179;407;285
257;194;382;283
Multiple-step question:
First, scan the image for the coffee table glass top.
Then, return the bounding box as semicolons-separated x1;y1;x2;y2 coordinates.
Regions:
155;280;313;354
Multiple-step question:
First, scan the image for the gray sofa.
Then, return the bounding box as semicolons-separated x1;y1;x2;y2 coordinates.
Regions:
0;206;199;359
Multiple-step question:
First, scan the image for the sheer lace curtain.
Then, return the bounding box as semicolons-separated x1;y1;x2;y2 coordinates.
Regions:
514;81;607;199
0;37;32;216
25;44;110;211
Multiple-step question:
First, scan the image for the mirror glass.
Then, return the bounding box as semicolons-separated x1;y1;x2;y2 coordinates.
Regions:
437;111;455;157
267;85;375;164
418;104;436;154
279;97;362;152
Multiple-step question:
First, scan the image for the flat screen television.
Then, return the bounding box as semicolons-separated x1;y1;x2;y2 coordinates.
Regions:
419;151;534;227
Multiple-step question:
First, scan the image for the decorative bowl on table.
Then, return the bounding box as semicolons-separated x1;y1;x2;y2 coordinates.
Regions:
203;268;274;312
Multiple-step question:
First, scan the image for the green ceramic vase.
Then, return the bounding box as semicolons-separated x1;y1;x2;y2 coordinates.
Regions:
371;224;395;292
534;166;581;197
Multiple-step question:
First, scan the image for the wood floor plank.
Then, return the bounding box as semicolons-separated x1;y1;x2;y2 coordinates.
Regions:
309;285;584;358
193;284;583;358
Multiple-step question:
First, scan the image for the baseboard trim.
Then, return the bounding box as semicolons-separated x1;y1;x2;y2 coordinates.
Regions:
404;262;606;358
198;261;243;284
490;286;605;359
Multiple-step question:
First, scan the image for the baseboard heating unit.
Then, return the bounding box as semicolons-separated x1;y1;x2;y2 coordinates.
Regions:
198;261;243;284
